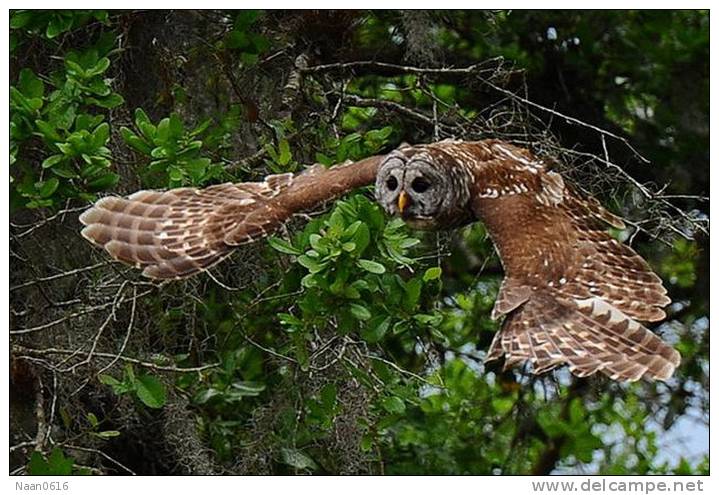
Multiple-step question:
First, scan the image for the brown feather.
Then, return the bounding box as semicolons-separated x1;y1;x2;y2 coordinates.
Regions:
80;155;383;279
462;140;677;381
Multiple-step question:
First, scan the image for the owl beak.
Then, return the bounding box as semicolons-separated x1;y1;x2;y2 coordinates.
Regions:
397;190;410;213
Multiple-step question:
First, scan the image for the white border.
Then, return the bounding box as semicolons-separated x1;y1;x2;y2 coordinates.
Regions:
2;4;714;492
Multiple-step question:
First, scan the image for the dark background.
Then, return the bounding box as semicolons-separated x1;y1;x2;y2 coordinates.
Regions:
9;10;708;475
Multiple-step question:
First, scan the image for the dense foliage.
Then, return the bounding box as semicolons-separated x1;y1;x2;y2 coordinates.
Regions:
9;10;708;475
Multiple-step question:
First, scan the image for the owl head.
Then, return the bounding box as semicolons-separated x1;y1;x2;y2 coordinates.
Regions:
374;145;473;230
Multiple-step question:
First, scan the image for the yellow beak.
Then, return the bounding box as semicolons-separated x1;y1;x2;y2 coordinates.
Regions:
398;190;410;213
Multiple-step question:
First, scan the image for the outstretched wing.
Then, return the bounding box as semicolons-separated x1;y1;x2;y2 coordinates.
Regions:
80;155;383;279
485;292;679;381
465;140;679;381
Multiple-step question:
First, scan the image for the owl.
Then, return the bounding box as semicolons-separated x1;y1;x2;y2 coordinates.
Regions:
80;139;680;382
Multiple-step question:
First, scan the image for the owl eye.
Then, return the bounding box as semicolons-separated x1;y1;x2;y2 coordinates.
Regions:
411;177;431;193
386;176;398;191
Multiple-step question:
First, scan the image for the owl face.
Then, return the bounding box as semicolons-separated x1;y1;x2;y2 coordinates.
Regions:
375;148;459;229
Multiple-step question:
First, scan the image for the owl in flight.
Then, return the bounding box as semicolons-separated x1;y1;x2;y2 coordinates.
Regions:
80;139;680;382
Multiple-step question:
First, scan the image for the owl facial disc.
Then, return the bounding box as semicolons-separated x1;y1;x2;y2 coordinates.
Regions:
374;150;455;229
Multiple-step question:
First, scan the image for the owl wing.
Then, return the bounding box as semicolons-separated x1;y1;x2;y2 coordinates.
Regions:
464;140;679;381
80;155;383;279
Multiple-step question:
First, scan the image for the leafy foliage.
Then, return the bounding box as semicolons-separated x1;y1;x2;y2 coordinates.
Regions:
27;448;90;475
99;365;167;409
11;10;109;43
9;10;708;476
10;34;123;209
121;109;223;188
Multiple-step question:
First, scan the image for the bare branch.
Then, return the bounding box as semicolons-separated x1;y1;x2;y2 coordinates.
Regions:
302;57;506;77
481;79;651;163
13;345;220;373
10;287;154;335
10;261;111;292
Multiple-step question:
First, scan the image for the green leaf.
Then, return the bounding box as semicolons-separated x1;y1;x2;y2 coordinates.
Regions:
403;277;423;310
18;68;44;99
92;122;110;147
537;409;567;438
491;397;515;415
280;448;318;471
278;139;292;165
27;452;49;475
231;381;266;396
382;396;406;414
56;142;74;155
169;113;184;137
87;172;119;191
168;166;184;182
320;383;337;408
38;178;59;198
350;303;372;321
98;374;121;386
87;57;111;77
328;208;347;233
134;107;151;128
412;313;442;326
95;430;121;439
235;10;261;29
308;233;325;253
357;259;386;274
25;199;54;209
156;117;171;143
278;312;303;331
28;448;74;475
193;388;222;405
87;78;111;96
41;154;64;169
74;113;104;131
99;374;133;394
571;432;603;463
10;11;34;29
46;15;74;39
361;315;391;343
90;93;124;109
297;254;327;273
50;167;79;179
134;374;167;409
190;118;211;137
268;237;301;255
300;274;318;288
568;399;584;425
226;30;250;50
35;120;62;142
423;266;442;282
64;58;86;76
120;127;152;154
87;412;99;428
185;158;210;182
350;223;371;255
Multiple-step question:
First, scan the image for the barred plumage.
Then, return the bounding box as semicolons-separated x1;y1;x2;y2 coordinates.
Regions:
80;139;680;382
80;156;382;279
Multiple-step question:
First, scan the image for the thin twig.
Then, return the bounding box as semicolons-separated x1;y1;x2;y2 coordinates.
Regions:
10;288;154;335
364;353;445;389
95;286;138;376
302;58;505;76
10;261;111;292
483;79;650;163
13;345;220;373
11;206;88;238
61;444;137;475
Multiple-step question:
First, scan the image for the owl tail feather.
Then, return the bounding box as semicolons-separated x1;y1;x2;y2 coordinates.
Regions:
485;291;680;382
